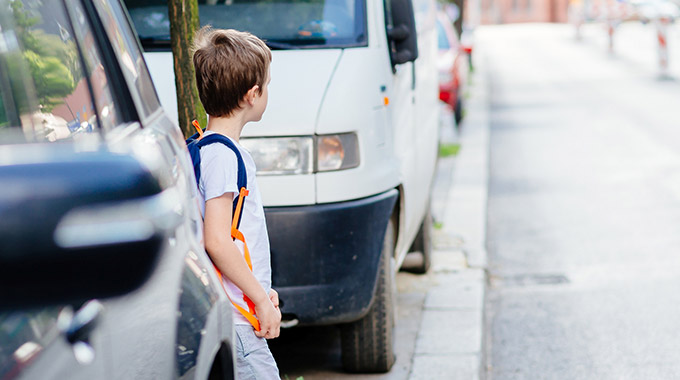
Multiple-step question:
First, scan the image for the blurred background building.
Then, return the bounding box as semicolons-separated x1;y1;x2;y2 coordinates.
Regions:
470;0;570;24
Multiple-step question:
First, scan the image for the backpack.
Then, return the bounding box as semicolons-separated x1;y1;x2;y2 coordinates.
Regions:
186;125;247;229
186;121;260;331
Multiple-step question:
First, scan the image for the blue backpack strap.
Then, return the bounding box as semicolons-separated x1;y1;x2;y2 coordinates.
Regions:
187;132;248;228
186;132;203;184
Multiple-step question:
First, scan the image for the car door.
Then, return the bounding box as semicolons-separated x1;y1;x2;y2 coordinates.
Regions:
0;0;120;378
1;0;234;379
81;1;235;378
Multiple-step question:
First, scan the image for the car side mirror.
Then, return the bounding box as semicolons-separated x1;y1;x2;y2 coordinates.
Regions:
387;0;419;66
0;147;178;310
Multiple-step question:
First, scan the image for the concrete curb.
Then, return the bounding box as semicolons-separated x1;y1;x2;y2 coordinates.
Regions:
409;54;490;380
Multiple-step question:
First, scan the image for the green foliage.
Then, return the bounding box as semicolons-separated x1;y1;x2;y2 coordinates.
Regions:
23;51;74;112
4;51;33;116
10;1;39;28
10;0;78;111
0;94;7;128
30;30;81;82
10;1;40;52
282;375;304;380
439;143;461;157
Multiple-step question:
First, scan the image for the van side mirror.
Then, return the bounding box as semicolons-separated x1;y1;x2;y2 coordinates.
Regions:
387;0;419;66
0;147;176;310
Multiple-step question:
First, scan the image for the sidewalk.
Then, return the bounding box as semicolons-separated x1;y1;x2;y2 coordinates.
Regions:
407;56;490;380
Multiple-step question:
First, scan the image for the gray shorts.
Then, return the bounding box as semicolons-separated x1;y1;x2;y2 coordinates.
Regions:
234;325;280;380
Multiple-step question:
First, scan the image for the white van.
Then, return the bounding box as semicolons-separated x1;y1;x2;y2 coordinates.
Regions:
124;0;439;372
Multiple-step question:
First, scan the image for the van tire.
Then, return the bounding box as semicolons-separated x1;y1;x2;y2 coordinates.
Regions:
340;219;396;373
454;96;464;126
407;209;432;274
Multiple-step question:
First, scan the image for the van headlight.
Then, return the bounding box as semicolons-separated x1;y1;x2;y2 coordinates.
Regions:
241;133;359;175
240;137;314;175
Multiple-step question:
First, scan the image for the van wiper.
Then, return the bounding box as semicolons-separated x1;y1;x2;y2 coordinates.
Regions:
139;37;171;51
265;38;328;50
264;41;298;50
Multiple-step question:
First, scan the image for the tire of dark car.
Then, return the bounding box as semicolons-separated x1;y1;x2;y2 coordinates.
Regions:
455;95;464;126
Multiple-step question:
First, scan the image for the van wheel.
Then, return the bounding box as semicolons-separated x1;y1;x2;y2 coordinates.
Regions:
454;96;464;126
407;209;432;274
340;219;396;373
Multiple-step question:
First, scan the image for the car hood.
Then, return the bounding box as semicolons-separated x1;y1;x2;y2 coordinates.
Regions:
242;49;342;137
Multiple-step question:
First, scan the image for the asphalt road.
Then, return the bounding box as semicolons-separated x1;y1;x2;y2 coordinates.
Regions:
483;22;680;379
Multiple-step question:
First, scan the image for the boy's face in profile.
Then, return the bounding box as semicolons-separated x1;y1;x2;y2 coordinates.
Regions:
252;69;271;122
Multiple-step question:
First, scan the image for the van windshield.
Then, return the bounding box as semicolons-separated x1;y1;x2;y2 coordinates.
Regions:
124;0;367;50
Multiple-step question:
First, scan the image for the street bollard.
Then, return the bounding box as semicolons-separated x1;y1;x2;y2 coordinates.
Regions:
604;0;628;54
605;0;617;53
656;16;670;78
569;0;585;40
607;20;615;52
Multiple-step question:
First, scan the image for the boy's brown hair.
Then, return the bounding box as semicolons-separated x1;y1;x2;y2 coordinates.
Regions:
192;26;272;118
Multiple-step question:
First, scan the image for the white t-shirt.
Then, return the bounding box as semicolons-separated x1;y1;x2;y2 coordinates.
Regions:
197;131;272;325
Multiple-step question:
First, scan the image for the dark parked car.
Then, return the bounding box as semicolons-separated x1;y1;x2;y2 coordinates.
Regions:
0;1;235;379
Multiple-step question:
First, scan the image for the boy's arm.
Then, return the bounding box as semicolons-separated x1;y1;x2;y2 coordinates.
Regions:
204;193;281;339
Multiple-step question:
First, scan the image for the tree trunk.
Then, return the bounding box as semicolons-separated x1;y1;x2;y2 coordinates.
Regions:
453;0;464;37
168;0;206;138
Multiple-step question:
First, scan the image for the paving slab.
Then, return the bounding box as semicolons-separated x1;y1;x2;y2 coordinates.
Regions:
415;309;483;355
410;354;480;380
425;279;485;310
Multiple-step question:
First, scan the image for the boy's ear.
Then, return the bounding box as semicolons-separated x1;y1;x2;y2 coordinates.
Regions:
244;85;261;106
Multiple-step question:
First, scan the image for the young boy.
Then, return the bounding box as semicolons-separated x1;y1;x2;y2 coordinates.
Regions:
192;27;280;379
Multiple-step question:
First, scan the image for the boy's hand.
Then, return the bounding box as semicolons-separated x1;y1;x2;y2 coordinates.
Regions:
254;298;281;339
269;289;279;309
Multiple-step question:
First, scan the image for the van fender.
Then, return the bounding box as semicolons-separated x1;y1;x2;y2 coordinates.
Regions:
393;184;410;270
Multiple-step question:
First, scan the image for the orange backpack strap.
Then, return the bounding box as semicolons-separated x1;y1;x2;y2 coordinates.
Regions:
214;266;260;331
213;186;260;331
192;119;204;138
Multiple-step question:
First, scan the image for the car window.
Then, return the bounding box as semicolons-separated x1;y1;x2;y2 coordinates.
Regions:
0;0;103;143
65;1;122;133
92;0;160;119
0;310;60;380
437;20;450;50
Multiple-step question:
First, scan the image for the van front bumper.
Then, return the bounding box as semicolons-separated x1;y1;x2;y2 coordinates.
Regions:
264;189;398;326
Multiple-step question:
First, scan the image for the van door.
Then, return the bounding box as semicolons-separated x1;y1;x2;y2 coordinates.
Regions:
384;0;438;258
411;0;439;243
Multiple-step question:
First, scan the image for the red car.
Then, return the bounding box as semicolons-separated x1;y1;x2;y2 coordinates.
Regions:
437;12;471;126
